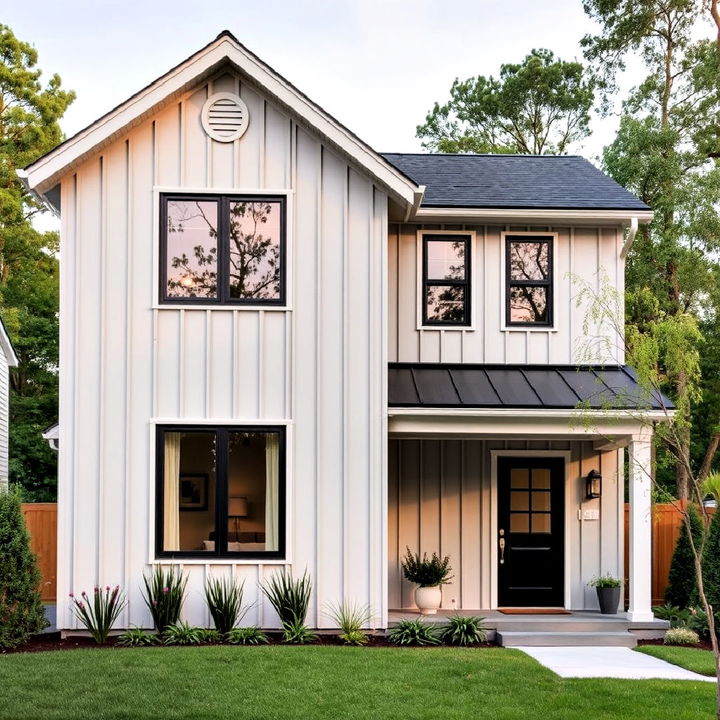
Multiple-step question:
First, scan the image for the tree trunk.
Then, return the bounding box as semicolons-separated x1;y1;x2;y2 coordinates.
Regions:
711;0;720;48
699;432;720;483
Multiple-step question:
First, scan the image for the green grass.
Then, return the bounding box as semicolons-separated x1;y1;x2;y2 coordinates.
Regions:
0;645;715;720
636;645;717;677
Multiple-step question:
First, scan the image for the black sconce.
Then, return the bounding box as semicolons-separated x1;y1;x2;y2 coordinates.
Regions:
585;469;602;500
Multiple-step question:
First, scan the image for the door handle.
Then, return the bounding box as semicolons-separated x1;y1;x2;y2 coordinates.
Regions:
499;529;506;564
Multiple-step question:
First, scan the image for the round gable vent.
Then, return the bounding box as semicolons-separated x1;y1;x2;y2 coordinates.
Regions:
200;92;250;143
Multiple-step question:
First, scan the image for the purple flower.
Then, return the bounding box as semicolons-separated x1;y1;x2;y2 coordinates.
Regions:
69;592;74;598
94;586;100;593
162;587;169;594
152;600;158;607
106;585;111;592
81;591;88;597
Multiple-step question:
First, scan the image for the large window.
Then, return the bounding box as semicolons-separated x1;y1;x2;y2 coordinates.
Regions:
422;234;471;326
160;194;286;305
505;235;553;326
156;426;285;559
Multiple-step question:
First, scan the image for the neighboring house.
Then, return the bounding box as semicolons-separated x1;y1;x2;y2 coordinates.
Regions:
0;318;18;492
19;32;670;634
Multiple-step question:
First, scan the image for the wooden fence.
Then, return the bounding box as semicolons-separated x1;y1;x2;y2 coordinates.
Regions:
21;503;57;602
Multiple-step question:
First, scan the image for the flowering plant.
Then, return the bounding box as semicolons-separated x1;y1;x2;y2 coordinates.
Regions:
142;567;187;632
69;585;126;644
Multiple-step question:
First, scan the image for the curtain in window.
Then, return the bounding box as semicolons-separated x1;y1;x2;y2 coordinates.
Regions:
163;432;182;550
265;434;280;551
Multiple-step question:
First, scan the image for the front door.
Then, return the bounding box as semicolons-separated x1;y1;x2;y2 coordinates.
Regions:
497;457;565;607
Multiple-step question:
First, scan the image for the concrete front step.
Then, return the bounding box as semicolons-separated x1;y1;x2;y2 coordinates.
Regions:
497;631;637;648
489;619;633;633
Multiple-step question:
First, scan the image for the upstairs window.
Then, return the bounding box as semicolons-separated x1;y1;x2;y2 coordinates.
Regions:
506;235;553;326
422;234;471;326
160;194;286;305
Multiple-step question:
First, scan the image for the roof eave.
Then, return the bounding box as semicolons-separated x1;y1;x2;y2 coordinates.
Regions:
410;206;653;225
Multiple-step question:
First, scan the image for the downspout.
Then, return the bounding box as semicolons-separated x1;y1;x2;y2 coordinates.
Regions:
620;216;639;259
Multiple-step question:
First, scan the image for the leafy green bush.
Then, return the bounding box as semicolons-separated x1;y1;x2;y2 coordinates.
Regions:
261;569;312;627
162;621;203;645
438;615;487;646
0;489;47;648
702;474;720;610
387;618;440;646
226;626;268;645
664;627;700;646
281;616;318;644
116;627;158;647
400;547;453;587
588;574;621;588
197;628;222;643
653;603;718;640
665;504;704;608
325;600;371;645
142;566;187;632
204;576;245;635
70;585;126;644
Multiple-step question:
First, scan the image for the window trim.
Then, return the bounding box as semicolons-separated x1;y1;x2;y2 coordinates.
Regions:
154;424;287;561
159;192;287;307
503;232;556;329
416;229;475;330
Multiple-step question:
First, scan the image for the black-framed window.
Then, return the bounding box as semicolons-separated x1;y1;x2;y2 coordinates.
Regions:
160;194;286;305
422;234;471;326
155;425;286;559
506;235;553;326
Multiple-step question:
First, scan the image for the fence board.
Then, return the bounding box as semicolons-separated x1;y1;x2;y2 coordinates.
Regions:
21;503;57;602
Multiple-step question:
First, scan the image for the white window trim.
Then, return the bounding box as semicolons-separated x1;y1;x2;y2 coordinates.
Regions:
153;186;294;312
500;230;559;333
416;229;477;331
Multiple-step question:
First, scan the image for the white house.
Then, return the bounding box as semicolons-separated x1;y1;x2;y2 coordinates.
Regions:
19;32;670;640
0;318;18;491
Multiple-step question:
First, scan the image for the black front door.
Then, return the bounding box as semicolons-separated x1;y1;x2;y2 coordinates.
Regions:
497;457;565;607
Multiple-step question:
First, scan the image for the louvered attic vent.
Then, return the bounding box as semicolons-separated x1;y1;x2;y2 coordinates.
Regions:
200;92;250;142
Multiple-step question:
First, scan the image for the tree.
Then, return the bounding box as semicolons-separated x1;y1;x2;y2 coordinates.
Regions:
416;49;595;154
702;474;720;611
665;502;704;607
0;25;74;499
0;488;46;648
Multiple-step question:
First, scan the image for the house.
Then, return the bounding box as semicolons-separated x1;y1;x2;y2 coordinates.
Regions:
0;318;18;491
19;31;670;638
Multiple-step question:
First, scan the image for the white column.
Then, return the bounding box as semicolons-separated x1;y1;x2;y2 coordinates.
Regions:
627;431;654;622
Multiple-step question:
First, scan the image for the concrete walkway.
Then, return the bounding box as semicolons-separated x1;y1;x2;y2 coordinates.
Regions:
519;646;716;682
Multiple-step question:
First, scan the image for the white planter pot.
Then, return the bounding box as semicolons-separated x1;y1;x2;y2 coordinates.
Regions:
415;585;442;615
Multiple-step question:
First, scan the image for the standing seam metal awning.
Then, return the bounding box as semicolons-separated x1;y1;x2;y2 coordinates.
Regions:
388;364;673;410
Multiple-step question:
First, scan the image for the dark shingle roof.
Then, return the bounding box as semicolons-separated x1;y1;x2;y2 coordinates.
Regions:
381;153;649;211
388;364;672;410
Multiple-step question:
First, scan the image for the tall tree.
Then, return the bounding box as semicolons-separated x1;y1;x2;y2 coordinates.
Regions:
416;49;595;154
0;25;74;499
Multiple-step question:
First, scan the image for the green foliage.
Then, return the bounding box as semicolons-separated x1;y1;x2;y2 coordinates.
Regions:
70;585;126;644
226;626;268;645
204;576;245;635
387;618;440;646
197;628;222;643
664;627;701;646
701;496;720;611
116;627;158;647
653;603;717;640
162;621;203;646
438;615;487;646
260;569;311;627
280;616;317;645
588;574;622;588
417;49;594;154
665;505;704;607
0;488;46;647
141;566;188;632
325;600;371;645
400;547;453;587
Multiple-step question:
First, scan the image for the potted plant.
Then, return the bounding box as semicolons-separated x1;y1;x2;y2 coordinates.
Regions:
589;574;622;614
401;547;453;615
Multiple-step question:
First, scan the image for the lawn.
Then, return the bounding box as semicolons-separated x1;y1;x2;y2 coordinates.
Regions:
0;645;715;720
636;645;717;677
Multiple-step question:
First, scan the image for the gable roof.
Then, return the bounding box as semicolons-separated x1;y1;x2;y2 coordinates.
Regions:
382;153;649;211
0;318;18;368
19;31;420;209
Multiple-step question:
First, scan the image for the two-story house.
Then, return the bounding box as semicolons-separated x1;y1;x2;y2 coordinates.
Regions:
20;32;669;641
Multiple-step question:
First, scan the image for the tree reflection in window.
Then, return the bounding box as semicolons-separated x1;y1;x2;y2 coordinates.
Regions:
507;238;552;325
423;236;470;325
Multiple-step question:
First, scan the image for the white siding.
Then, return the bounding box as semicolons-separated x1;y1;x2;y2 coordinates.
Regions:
57;69;388;630
389;223;625;365
0;350;9;488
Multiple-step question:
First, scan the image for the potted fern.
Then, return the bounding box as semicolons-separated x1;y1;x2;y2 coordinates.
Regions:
589;573;622;614
401;547;453;615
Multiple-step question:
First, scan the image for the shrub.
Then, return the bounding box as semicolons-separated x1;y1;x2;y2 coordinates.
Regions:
226;626;268;645
653;603;718;640
664;627;701;646
325;600;371;645
0;489;47;648
197;628;222;643
281;616;318;644
400;547;453;587
260;569;312;627
702;474;720;610
70;585;126;644
117;627;158;647
204;576;245;634
387;618;440;646
162;620;203;645
438;615;487;646
588;574;622;588
142;566;187;632
665;504;704;608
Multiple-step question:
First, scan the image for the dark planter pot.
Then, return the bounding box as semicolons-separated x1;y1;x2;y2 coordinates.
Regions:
596;586;621;614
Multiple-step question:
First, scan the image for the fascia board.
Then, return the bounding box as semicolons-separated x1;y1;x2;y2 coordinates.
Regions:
412;207;654;225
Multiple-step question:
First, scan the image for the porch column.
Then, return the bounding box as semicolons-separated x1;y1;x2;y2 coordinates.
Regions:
627;430;654;622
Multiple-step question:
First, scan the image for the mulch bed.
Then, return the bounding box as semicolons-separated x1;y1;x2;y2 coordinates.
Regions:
637;638;715;652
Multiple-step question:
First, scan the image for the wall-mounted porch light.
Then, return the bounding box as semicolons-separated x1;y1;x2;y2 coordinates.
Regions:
585;469;602;500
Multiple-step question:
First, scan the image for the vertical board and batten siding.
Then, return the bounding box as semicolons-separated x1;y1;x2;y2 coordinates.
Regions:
57;69;388;630
389;223;625;366
388;439;623;610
